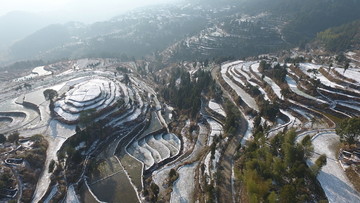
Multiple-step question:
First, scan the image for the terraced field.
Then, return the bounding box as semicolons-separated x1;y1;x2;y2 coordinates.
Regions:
0;58;182;202
219;60;360;202
127;133;181;170
1;56;360;203
221;60;360;128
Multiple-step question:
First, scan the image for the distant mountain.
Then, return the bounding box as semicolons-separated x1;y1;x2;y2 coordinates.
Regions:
0;11;59;50
2;0;360;64
5;5;209;63
277;0;360;45
9;22;86;60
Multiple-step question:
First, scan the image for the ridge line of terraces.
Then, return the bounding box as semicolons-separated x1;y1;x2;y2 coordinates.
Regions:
232;64;271;101
127;133;181;170
227;66;272;108
250;63;283;99
221;62;259;112
56;85;115;115
318;67;360;92
146;136;171;160
53;78;123;123
331;68;358;84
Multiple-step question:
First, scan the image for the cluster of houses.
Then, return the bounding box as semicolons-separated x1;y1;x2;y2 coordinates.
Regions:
339;148;360;173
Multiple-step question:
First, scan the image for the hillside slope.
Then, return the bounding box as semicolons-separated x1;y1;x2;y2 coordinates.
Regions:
2;0;360;64
315;20;360;52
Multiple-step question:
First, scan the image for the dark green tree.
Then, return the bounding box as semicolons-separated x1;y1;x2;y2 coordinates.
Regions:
49;160;56;173
8;132;20;144
336;117;360;144
311;154;327;175
43;89;58;101
0;134;6;143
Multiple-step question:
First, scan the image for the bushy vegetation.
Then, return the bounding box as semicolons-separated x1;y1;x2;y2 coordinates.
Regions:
316;20;360;52
168;168;179;186
161;67;217;118
7;132;19;144
43;89;58;101
224;101;241;136
0;168;16;194
336;117;360;145
143;180;160;203
280;0;360;45
78;108;97;126
0;134;5;143
236;129;327;202
260;61;287;84
17;134;48;202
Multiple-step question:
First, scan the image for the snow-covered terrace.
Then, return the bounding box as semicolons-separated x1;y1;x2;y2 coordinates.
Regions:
310;132;360;203
221;61;259;111
208;100;226;117
54;78;122;122
127;133;181;170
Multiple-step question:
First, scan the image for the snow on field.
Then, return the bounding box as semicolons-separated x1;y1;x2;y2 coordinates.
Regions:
153;123;206;194
141;139;162;163
13;74;39;82
310;132;360;203
13;66;52;82
33;120;75;203
57;69;75;77
53;107;80;121
54;78;122;122
208;100;226;117
68;83;102;102
204;153;212;182
299;63;340;88
252;63;282;99
228;67;246;86
49;82;67;92
264;77;282;98
286;75;326;103
318;88;360;99
345;51;360;64
23;88;47;106
127;133;181;170
203;146;221;184
65;185;80;203
157;135;178;156
221;62;259;111
170;162;198;203
128;141;154;170
147;136;171;160
290;107;313;128
0;97;36;118
235;62;254;81
267;109;300;138
231;62;270;101
75;58;102;69
207;118;223;146
32;66;52;76
43;184;58;203
163;133;181;150
338;102;360;112
334;67;360;84
241;116;254;146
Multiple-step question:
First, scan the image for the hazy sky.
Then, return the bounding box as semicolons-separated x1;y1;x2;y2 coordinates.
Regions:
1;0;177;22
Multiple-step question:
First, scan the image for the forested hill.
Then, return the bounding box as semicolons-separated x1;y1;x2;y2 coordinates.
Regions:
2;0;360;65
315;20;360;52
237;0;360;45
